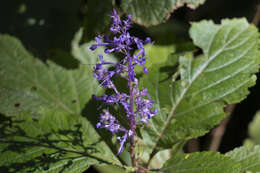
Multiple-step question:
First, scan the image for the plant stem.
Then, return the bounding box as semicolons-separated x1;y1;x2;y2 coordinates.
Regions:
252;1;260;25
209;104;235;151
187;138;200;152
128;54;137;169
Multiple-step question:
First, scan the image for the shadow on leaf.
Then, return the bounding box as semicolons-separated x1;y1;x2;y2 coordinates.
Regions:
82;98;129;166
0;113;108;173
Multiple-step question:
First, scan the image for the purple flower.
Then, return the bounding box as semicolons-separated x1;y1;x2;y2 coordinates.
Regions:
90;9;157;154
117;133;128;154
96;110;123;134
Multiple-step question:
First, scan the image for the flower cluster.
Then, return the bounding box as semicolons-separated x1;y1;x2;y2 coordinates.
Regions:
90;9;157;154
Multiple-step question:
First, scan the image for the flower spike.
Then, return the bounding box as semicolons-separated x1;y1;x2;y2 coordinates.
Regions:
90;9;157;154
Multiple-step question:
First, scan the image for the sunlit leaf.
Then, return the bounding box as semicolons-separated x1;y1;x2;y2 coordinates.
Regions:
140;19;260;162
0;34;101;115
159;152;240;173
226;145;260;172
0;34;122;171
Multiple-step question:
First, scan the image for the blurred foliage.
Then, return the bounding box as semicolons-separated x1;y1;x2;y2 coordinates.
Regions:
244;111;260;147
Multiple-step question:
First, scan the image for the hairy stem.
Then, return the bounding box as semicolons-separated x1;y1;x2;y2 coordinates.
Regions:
128;54;137;168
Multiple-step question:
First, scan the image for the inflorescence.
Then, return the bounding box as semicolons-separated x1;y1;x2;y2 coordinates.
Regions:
90;9;157;154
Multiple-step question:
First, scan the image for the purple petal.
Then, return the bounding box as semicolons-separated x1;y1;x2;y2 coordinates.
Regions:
144;37;151;44
90;45;98;50
117;133;128;154
95;35;102;43
105;48;115;54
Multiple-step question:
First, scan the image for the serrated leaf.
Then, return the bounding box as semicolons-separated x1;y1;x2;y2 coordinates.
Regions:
0;34;101;116
0;35;122;171
159;152;241;173
140;18;260;161
226;145;260;172
121;0;205;26
0;109;120;173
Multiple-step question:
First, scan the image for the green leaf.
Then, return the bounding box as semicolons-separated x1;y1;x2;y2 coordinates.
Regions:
0;35;122;171
135;44;175;73
121;0;205;26
135;41;195;74
245;111;260;145
148;149;171;170
226;145;260;172
147;141;185;170
95;165;126;173
0;109;120;172
71;28;117;65
140;18;260;160
160;152;241;173
0;34;102;116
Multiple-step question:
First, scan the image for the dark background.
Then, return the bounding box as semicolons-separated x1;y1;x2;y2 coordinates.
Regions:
0;0;259;172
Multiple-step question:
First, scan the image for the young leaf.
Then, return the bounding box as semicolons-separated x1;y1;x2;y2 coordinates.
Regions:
71;28;116;65
140;18;260;160
226;145;260;172
159;152;241;173
121;0;206;26
0;109;121;172
135;44;175;73
148;149;171;170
